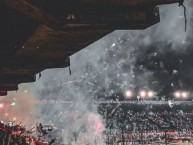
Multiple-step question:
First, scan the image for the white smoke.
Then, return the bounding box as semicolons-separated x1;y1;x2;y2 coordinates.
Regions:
2;0;193;144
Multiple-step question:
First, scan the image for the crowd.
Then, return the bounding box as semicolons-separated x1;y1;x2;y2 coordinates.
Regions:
0;121;55;145
2;104;193;145
104;110;193;144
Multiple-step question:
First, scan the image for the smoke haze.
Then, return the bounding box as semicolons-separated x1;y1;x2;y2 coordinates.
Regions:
0;0;193;144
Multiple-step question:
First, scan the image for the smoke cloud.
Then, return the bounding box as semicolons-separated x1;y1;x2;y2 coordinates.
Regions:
0;84;37;129
1;0;193;144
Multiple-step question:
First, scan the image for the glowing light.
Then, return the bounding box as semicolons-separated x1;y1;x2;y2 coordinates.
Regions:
174;91;188;99
125;90;133;98
174;92;181;98
140;91;146;98
11;102;16;106
13;117;17;121
5;113;8;116
24;90;28;93
148;91;154;97
182;92;188;98
0;104;3;108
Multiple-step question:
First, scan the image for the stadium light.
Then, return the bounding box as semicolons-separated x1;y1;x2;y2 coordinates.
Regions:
148;91;154;97
174;92;181;98
125;90;133;98
182;92;188;98
174;91;189;99
139;91;146;98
